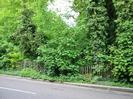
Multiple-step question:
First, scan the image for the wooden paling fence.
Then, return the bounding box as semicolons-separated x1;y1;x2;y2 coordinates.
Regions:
20;60;38;68
80;65;111;77
80;66;93;74
18;60;111;77
18;60;46;72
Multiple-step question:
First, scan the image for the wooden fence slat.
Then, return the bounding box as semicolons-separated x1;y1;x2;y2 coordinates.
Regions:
80;65;108;77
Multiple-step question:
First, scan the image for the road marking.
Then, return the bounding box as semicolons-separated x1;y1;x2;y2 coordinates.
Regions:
0;87;36;95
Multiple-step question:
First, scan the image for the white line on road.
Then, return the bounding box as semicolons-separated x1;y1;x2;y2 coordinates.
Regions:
0;87;37;95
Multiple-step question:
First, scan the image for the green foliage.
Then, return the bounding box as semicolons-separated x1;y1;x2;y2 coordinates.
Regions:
56;74;88;83
74;0;109;74
74;0;133;83
0;0;72;73
86;0;108;70
37;37;81;76
90;76;102;84
20;68;40;79
110;0;133;82
128;66;133;82
0;40;23;70
0;0;21;37
0;0;133;83
12;2;39;58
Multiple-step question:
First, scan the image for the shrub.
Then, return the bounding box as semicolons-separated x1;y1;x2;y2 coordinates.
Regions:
37;37;81;76
0;41;23;70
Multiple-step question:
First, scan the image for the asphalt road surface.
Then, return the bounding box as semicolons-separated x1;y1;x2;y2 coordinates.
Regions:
0;75;133;99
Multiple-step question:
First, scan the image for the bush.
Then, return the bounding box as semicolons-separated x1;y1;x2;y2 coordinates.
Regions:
37;37;81;76
128;66;133;82
0;41;23;70
110;32;133;82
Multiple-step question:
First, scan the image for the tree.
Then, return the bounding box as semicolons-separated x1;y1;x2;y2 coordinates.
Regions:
110;0;133;82
74;0;109;74
12;0;38;58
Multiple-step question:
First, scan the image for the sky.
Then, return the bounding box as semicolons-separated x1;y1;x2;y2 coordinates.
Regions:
47;0;79;27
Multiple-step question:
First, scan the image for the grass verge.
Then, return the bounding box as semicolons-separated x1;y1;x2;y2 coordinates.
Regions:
0;69;133;88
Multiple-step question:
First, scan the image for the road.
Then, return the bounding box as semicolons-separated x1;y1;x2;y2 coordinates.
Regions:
0;75;133;99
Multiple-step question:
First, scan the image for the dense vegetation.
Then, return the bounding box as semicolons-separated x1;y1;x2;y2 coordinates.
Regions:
0;0;133;83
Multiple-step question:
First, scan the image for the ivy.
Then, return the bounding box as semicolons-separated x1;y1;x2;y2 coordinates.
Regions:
110;0;133;82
